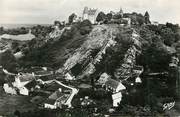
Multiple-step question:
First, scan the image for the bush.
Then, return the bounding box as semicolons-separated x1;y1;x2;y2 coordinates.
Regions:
0;50;18;73
79;20;92;35
96;12;106;22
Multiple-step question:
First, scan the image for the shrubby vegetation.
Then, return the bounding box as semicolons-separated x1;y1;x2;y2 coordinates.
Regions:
31;25;53;38
0;67;6;86
0;27;29;35
18;20;92;69
0;50;18;73
137;23;180;72
68;13;77;24
79;20;92;35
96;12;106;22
93;28;133;77
95;11;151;26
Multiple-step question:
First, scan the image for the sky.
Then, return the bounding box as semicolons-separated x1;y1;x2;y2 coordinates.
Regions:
0;0;180;24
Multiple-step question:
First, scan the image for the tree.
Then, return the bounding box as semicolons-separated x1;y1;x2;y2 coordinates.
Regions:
166;22;179;33
0;27;4;35
68;13;77;24
136;15;145;26
79;19;92;35
144;11;151;24
161;27;175;46
14;110;21;117
139;41;172;72
0;50;18;73
11;41;19;52
0;67;6;86
106;13;113;21
54;20;62;28
113;14;121;20
96;12;106;22
20;27;27;34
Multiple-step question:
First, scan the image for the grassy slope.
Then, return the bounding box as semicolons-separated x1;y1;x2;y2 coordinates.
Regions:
19;26;88;69
62;25;110;71
0;87;37;115
48;32;88;68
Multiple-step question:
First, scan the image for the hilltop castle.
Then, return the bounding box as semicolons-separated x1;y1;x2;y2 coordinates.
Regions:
82;7;99;24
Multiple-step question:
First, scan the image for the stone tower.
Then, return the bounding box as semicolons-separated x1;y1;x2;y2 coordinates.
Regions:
83;6;89;20
144;11;151;24
119;8;123;18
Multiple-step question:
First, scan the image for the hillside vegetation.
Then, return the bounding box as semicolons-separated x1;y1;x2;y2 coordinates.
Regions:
18;20;93;69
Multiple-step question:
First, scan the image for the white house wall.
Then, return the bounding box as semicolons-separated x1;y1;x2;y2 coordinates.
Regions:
44;103;56;109
3;84;17;95
19;87;29;96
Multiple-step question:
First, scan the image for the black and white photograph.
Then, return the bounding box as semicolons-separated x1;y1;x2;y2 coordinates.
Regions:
0;0;180;116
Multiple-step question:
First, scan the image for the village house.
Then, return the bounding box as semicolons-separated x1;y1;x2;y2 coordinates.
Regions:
44;88;68;109
13;73;35;95
98;73;126;93
64;72;75;80
132;65;144;83
82;7;99;24
13;73;34;88
43;80;79;109
98;73;110;84
3;83;17;95
3;67;61;96
105;78;126;93
98;73;126;107
112;92;122;107
169;56;179;68
19;79;38;95
3;72;35;95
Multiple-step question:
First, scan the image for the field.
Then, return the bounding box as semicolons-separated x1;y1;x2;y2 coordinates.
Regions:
0;87;37;116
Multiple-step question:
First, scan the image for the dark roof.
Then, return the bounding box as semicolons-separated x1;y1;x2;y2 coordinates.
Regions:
70;63;83;77
38;75;54;81
45;88;70;105
133;65;143;71
24;79;37;90
34;90;52;97
105;78;119;89
49;90;64;100
18;73;34;82
43;81;70;92
88;9;98;15
44;99;56;105
43;82;61;92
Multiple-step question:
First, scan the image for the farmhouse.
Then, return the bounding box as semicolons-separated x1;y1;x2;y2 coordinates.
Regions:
43;80;79;109
19;79;38;95
112;92;122;107
3;72;35;95
98;73;126;93
105;78;126;93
